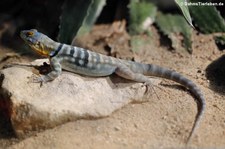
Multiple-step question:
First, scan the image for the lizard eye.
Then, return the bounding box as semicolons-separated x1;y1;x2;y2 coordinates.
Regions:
26;31;34;37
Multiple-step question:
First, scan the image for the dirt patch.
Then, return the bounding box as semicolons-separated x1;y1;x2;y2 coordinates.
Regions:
1;24;225;148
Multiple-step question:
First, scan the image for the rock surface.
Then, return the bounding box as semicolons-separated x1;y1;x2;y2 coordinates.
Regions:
0;59;159;137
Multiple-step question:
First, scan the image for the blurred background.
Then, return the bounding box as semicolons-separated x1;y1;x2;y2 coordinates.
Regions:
0;0;224;52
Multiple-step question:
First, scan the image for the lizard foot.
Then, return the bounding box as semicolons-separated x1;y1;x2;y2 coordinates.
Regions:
142;81;160;100
28;74;45;86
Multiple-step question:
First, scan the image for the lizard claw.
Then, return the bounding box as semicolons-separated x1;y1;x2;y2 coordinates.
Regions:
142;81;160;100
28;74;45;86
142;81;152;94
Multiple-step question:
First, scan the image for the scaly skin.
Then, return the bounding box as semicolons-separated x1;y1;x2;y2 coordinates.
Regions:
20;29;206;144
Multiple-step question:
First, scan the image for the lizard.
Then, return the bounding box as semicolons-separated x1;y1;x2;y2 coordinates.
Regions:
20;29;206;144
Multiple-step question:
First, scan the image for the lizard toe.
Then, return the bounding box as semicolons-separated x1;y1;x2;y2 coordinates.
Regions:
29;74;45;84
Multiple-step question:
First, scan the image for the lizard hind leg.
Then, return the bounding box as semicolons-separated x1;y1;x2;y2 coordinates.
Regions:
115;66;160;100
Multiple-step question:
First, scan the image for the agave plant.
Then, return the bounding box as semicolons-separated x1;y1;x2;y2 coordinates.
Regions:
57;0;225;52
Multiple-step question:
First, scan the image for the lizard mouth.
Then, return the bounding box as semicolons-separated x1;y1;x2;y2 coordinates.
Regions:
31;43;49;57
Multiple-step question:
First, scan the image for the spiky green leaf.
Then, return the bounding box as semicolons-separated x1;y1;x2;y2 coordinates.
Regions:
175;0;194;27
76;0;106;37
58;0;93;44
156;12;192;53
189;0;225;33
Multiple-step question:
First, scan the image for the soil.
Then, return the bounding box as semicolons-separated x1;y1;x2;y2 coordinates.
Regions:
0;24;225;149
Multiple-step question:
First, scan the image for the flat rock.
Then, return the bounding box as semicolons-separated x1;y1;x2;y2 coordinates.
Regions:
0;59;160;137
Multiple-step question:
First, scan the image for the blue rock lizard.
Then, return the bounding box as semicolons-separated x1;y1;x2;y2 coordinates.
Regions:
20;29;206;143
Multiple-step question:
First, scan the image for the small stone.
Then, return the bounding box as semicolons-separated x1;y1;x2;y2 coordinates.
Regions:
134;123;138;128
114;126;121;131
162;116;167;120
197;69;202;73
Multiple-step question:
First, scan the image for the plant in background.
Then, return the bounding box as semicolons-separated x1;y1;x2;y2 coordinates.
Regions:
58;0;92;44
58;0;106;44
129;0;194;52
4;0;223;52
189;0;225;49
128;0;225;52
21;0;223;52
57;0;195;45
155;12;192;52
128;0;157;35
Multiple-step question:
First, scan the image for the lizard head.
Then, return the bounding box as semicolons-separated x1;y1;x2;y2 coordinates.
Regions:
20;29;56;57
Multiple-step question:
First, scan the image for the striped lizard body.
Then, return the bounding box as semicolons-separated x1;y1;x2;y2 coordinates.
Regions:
20;29;206;144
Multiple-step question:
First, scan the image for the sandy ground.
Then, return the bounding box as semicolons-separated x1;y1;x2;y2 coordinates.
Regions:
0;25;225;149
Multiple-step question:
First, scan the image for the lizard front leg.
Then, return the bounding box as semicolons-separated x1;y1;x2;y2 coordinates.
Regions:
32;57;62;83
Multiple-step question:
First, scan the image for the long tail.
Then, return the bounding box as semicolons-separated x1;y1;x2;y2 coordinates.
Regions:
141;63;206;143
